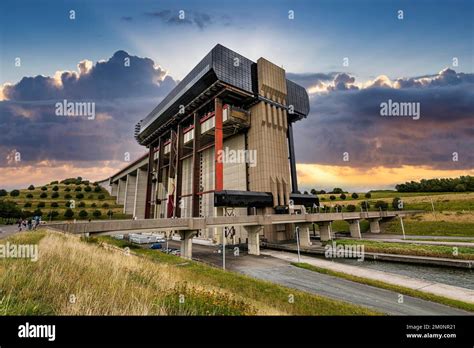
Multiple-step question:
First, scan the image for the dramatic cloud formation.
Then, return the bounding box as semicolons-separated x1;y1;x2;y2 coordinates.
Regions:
293;68;474;171
2;50;175;100
1;50;472;191
0;51;177;184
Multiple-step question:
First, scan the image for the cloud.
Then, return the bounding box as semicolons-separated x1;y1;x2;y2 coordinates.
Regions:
2;50;175;101
291;68;474;171
0;51;177;167
144;9;212;29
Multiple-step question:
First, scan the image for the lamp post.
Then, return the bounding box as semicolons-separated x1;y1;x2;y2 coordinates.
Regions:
295;226;301;263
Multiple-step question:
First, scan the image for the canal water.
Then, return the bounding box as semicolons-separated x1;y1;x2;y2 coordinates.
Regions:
324;257;474;290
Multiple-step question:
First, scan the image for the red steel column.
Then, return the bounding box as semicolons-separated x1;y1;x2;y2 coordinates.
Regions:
192;113;201;217
214;98;224;191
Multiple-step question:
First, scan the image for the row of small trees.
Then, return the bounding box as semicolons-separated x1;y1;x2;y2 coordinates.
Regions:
0;185;103;198
321;197;403;212
396;176;473;192
23;201;111;209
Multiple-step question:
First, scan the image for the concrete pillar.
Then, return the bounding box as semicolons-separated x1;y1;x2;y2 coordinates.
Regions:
317;222;333;242
348;219;362;239
296;223;312;247
179;230;197;259
134;168;147;219
111;182;118;197
117;178;126;205
244;225;262;256
369;218;381;233
124;174;137;215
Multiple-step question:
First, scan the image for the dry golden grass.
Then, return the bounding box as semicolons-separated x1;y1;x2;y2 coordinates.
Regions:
408;211;474;223
0;232;260;315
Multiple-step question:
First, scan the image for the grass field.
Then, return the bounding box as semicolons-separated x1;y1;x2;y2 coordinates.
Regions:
318;192;473;212
316;190;474;237
0;230;379;316
333;239;474;260
0;182;130;221
292;262;474;312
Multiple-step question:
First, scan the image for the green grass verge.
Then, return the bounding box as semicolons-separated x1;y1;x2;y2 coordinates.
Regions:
88;236;380;315
406;238;474;243
384;219;474;237
333;239;474;260
292;262;474;313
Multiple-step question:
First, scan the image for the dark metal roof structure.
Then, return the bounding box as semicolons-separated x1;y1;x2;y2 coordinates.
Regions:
135;44;310;146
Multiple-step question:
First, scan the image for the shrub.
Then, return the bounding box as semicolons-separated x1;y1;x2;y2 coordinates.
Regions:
64;187;71;192
92;210;102;218
75;186;82;192
47;211;59;219
26;193;33;198
28;185;35;190
37;202;45;208
94;186;102;193
52;185;59;191
84;186;92;192
51;192;59;198
374;200;388;211
78;210;88;218
332;188;343;194
329;195;336;201
9;190;20;197
64;193;72;199
50;181;58;185
0;189;7;197
98;194;105;200
321;205;331;213
76;193;84;199
107;210;114;218
392;197;403;210
24;202;32;208
361;201;370;210
334;204;343;212
51;202;59;208
78;201;86;208
41;186;47;191
346;204;356;212
365;192;372;199
91;203;97;208
40;192;47;198
339;193;346;200
101;202;109;208
351;193;359;199
33;209;43;216
64;208;74;219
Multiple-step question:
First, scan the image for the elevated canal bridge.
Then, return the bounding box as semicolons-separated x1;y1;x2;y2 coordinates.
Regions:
47;210;419;259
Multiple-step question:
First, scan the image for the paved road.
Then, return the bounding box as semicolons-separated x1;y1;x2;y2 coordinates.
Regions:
185;242;471;315
0;224;20;239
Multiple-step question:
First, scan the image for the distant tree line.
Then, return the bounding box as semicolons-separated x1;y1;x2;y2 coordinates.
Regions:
395;176;473;192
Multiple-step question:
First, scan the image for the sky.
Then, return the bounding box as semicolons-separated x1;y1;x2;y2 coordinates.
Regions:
0;0;473;192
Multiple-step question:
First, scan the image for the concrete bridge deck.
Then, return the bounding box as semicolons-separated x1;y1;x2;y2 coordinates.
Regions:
47;210;419;259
